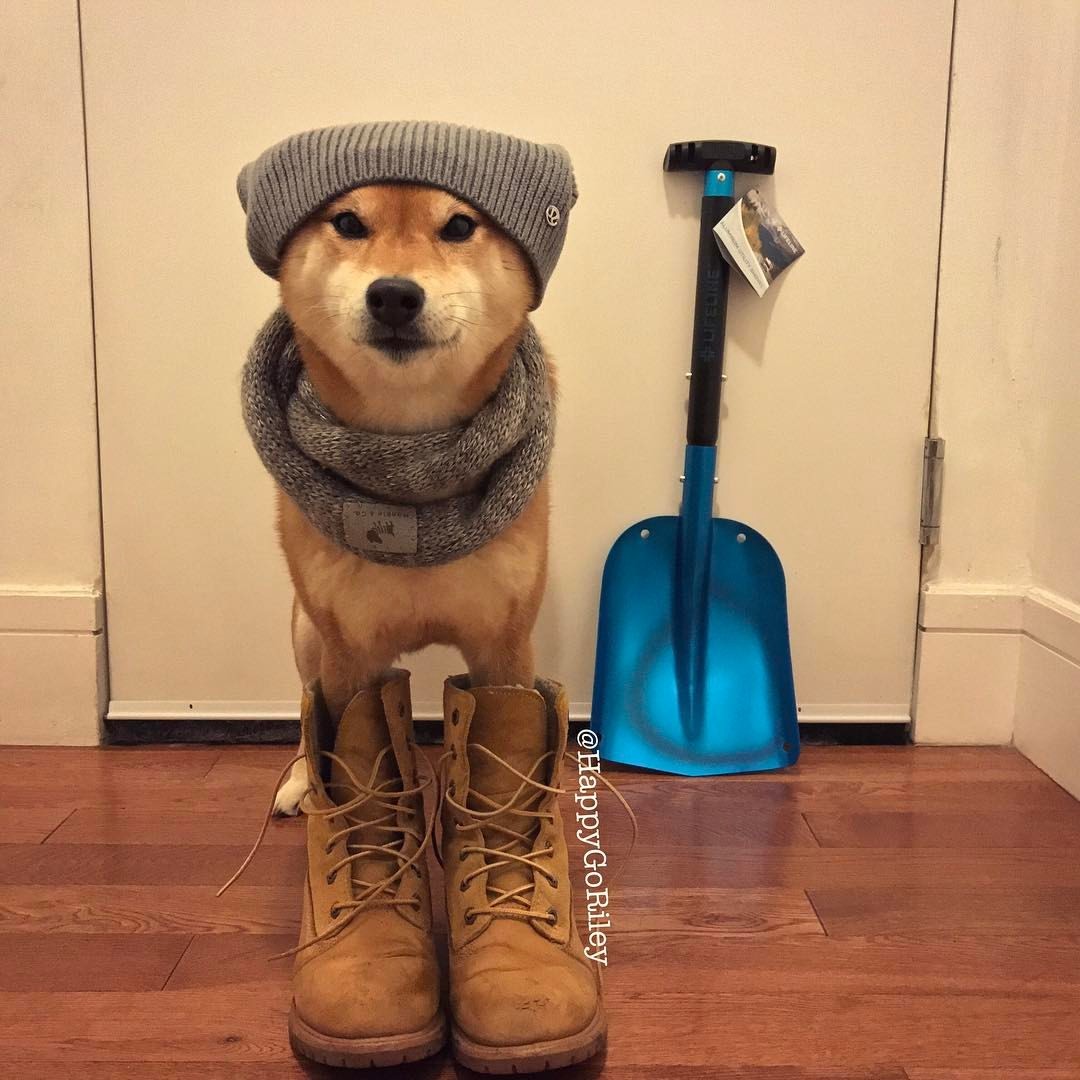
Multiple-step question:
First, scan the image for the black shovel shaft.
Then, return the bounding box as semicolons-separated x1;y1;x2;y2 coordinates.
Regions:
687;193;735;446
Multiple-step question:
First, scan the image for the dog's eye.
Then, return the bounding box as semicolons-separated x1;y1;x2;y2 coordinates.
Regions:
440;214;477;242
331;212;368;239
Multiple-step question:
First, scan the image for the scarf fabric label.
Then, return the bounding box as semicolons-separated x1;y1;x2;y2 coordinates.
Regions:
343;501;419;556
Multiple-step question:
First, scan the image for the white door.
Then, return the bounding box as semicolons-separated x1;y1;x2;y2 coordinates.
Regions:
87;0;952;728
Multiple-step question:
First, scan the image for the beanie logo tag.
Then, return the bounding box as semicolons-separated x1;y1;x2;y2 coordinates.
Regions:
545;205;561;228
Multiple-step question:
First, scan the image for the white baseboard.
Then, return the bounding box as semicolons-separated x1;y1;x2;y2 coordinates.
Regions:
107;700;300;722
1024;587;1080;665
913;626;1020;743
918;584;1026;633
796;704;909;725
1015;635;1080;800
106;698;909;728
914;582;1080;760
0;586;105;745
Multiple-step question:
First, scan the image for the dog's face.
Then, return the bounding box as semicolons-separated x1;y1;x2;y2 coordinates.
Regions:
279;184;533;386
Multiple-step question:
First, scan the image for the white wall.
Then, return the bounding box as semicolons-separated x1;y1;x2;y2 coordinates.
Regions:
0;1;105;744
915;0;1080;797
4;1;1074;766
1014;3;1080;797
84;0;952;730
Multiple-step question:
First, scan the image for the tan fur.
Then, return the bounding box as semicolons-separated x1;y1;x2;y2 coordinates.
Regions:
274;185;550;725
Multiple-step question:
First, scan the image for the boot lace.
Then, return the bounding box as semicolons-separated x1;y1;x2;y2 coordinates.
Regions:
219;747;435;958
436;745;637;928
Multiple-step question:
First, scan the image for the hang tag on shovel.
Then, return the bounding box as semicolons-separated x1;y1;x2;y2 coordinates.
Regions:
713;189;804;296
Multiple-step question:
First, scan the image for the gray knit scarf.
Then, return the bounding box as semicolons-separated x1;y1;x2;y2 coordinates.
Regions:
241;309;554;567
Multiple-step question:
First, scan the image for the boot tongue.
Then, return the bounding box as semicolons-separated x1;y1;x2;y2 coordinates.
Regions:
329;701;400;887
466;689;551;900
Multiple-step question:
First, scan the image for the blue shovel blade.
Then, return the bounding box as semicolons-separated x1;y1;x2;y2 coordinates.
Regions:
591;515;799;775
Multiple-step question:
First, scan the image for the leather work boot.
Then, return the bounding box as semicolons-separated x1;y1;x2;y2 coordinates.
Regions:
441;676;605;1073
288;672;445;1068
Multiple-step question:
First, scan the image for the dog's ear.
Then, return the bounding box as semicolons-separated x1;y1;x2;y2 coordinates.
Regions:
236;162;254;212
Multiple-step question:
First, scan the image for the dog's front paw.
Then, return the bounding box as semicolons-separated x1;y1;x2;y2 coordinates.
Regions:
272;759;311;817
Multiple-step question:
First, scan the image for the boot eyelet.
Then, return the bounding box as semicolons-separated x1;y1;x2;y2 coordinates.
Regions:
547;907;558;925
459;878;468;892
398;703;406;718
412;865;422;878
451;709;460;725
325;871;336;885
549;875;559;889
447;782;456;797
459;850;468;862
464;909;477;925
451;746;458;760
330;904;342;919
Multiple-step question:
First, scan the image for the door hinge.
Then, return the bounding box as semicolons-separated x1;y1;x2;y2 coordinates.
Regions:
920;437;945;545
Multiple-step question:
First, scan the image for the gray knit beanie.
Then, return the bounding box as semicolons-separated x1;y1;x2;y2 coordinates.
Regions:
237;121;576;306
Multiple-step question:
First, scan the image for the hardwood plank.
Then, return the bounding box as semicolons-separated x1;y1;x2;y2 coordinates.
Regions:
201;745;301;764
808;886;1080;944
0;886;299;935
0;984;1073;1069
29;785;813;850
0;781;280;812
6;841;1074;896
0;1068;334;1080
0;1064;911;1079
786;745;1046;781
0;747;220;777
907;1071;1080;1079
577;887;823;939
0;933;190;991
163;933;295;989
595;992;1080;1068
604;746;1046;783
0;986;294;1062
804;810;1080;848
604;935;1080;993
3;769;1071;818
613;776;1080;814
0;844;305;886
202;750;300;786
592;1072;910;1080
599;846;1080;888
0;746;238;813
0;779;279;813
586;788;820;848
0;806;76;843
1;743;1044;782
45;808;305;846
163;931;457;991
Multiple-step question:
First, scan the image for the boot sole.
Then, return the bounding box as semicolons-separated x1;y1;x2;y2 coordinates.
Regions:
451;1005;606;1074
288;1005;446;1069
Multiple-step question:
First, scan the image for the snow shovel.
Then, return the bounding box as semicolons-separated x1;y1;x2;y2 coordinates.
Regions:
591;140;799;776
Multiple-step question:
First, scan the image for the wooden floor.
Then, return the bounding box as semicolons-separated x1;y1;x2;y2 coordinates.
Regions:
1;743;1079;1078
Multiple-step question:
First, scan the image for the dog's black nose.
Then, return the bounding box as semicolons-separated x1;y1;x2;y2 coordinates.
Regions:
366;277;425;328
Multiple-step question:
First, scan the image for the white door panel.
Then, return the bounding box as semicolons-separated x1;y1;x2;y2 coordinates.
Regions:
87;0;952;722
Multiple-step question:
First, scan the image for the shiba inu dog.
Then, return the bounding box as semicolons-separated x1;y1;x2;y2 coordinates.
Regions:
269;183;551;815
235;124;604;1074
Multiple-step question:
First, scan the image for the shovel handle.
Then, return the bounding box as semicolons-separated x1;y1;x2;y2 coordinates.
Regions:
687;172;735;446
